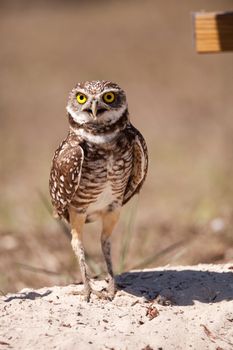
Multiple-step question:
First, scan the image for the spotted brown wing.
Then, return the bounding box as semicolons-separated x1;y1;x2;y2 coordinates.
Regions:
123;127;148;205
49;138;84;221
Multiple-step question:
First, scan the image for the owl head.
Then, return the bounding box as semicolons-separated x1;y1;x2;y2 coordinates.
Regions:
66;80;128;126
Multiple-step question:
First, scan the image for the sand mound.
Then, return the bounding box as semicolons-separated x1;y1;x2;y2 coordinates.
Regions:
1;264;233;350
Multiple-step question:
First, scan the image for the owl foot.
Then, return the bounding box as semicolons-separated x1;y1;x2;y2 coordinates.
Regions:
70;285;110;302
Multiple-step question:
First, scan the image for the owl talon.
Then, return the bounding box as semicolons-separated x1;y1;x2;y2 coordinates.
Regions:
70;286;109;302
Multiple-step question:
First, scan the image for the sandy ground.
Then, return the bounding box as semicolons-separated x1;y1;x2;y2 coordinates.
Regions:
1;264;233;350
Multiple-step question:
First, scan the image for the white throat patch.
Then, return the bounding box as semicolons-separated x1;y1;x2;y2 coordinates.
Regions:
72;128;119;144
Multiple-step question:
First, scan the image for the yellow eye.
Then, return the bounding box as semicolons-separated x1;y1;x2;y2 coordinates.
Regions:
76;93;87;104
103;92;115;104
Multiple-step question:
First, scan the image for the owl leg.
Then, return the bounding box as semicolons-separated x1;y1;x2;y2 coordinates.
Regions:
101;209;120;300
69;208;104;302
69;208;91;301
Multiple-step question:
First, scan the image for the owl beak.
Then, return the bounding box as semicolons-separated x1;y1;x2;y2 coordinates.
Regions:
89;100;110;119
91;100;98;119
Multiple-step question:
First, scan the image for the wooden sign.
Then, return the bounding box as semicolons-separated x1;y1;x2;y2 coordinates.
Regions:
193;11;233;53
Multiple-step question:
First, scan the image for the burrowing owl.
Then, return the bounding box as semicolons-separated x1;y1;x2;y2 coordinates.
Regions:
49;80;148;301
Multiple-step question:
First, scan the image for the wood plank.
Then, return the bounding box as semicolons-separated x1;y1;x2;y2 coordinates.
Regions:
193;12;233;53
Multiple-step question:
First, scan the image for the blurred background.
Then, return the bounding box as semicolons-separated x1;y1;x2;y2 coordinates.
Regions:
0;0;233;293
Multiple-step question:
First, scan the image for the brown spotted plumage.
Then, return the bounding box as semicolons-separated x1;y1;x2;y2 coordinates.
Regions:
49;80;148;301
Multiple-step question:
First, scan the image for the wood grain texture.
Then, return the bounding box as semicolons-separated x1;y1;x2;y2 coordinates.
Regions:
193;12;233;53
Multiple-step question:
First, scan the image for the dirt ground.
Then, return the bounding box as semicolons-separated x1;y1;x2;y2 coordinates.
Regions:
1;264;233;350
0;0;233;294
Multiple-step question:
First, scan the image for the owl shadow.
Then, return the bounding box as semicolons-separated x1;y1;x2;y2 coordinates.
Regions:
116;268;233;306
4;290;52;303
